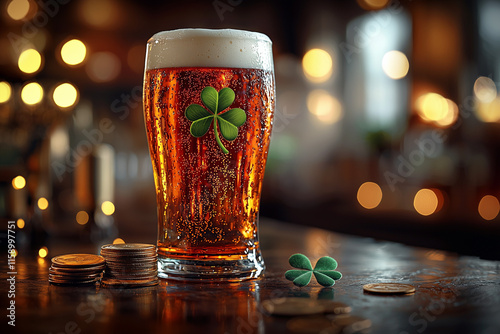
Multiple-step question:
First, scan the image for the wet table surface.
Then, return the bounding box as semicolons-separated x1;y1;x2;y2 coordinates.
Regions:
2;218;500;334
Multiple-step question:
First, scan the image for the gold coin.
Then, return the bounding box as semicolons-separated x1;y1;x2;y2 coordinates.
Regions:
49;265;105;273
101;243;156;252
261;298;325;316
51;254;105;267
363;283;415;294
286;316;339;334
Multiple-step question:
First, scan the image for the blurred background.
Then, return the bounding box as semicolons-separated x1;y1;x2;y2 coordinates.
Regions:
1;0;500;260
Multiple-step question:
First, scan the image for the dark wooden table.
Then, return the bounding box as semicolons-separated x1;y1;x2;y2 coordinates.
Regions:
3;219;500;334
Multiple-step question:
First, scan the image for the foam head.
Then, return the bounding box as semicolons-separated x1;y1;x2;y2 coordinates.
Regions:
145;29;273;71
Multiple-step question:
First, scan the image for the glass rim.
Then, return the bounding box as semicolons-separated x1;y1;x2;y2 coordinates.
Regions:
148;28;272;45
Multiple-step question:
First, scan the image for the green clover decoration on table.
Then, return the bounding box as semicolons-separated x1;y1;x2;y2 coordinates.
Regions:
285;253;342;287
185;86;246;154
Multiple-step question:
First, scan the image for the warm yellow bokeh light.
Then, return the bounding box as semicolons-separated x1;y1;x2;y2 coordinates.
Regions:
101;201;115;215
307;90;342;124
76;211;89;225
357;182;383;209
478;195;500;221
382;50;409;80
17;218;25;229
0;82;12;103
10;249;18;258
416;93;448;121
61;39;87;66
476;98;500;123
12;175;26;190
38;246;48;258
37;197;49;210
53;83;78;108
7;0;30;20
18;49;42;74
86;52;121;82
302;48;333;83
414;189;439;216
21;82;43;105
113;238;125;244
358;0;390;10
474;76;497;103
434;99;459;127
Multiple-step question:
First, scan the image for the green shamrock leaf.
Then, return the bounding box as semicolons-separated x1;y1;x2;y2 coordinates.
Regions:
185;86;246;154
285;253;342;287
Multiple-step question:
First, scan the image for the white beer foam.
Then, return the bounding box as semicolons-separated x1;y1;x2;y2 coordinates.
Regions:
146;29;273;71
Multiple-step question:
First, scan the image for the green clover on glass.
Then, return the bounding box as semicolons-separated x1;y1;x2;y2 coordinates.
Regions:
285;253;342;287
185;86;246;154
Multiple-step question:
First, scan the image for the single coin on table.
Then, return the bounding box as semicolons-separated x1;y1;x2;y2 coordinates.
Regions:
260;298;325;316
51;254;105;268
363;283;415;295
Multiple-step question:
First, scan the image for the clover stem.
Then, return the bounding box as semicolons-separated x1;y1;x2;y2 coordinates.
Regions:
213;117;229;154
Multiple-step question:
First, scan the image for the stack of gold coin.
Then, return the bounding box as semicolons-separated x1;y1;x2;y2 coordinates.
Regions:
100;243;158;287
49;254;105;285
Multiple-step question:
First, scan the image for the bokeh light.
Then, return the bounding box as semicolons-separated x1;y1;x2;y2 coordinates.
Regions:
53;83;78;108
10;249;18;258
357;0;390;10
17;219;25;229
382;50;409;80
18;49;42;74
307;90;342;124
475;98;500;123
76;211;89;225
101;201;115;215
60;39;87;66
415;93;458;127
357;182;383;209
478;195;500;221
80;0;119;28
21;82;43;105
0;82;12;103
7;0;30;20
416;93;448;121
302;48;333;83
414;189;439;216
37;197;49;210
435;99;459;127
12;175;26;189
86;52;121;82
113;238;125;244
38;246;48;258
474;76;497;103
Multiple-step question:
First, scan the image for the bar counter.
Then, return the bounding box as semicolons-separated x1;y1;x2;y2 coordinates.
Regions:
3;219;500;334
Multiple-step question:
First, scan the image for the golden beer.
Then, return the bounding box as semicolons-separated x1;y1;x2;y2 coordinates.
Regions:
143;29;274;280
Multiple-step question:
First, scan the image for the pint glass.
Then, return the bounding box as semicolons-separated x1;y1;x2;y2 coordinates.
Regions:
143;29;274;281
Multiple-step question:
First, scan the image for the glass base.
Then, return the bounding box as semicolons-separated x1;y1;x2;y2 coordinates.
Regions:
157;251;265;282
